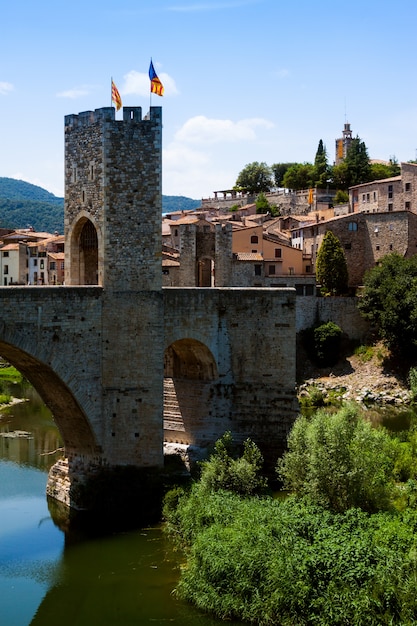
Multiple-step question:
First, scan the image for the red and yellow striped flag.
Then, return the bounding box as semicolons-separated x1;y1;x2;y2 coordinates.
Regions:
149;60;164;97
111;80;122;111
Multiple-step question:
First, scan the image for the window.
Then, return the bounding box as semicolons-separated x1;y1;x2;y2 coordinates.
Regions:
254;264;262;276
305;265;311;273
373;191;377;201
268;265;275;275
388;184;393;199
345;243;352;250
250;235;258;244
376;245;380;251
3;265;8;275
389;244;393;250
50;261;56;270
40;260;44;269
2;251;9;258
275;248;282;258
406;201;411;210
406;182;411;192
362;194;366;203
60;262;65;270
348;222;358;231
33;259;38;266
288;267;294;275
388;203;393;212
366;193;370;202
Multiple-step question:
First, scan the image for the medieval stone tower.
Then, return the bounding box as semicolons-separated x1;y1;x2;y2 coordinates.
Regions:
63;106;164;469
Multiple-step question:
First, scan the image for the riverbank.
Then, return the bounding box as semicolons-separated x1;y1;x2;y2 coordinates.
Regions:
297;342;412;406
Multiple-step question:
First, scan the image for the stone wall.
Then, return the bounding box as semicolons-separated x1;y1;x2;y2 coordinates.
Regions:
296;295;369;340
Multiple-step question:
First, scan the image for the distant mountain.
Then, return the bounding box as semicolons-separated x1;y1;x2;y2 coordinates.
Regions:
0;177;200;234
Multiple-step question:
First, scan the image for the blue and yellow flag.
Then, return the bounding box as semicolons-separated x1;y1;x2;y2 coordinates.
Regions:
149;60;164;96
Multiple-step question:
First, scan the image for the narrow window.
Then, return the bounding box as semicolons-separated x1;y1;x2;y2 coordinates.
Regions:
275;248;282;258
250;235;258;244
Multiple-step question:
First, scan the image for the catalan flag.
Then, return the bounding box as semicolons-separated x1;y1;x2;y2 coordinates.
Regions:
308;188;314;205
111;79;122;111
149;60;164;96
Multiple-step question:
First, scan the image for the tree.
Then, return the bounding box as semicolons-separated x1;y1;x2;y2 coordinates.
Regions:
315;230;349;295
277;403;397;513
198;432;267;496
282;162;314;190
358;253;417;359
313;139;330;187
343;136;371;187
271;162;297;188
235;162;273;195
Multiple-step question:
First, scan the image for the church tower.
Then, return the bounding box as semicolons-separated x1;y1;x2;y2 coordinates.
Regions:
335;121;353;165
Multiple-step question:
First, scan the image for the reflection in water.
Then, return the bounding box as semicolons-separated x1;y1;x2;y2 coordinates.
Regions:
0;381;243;626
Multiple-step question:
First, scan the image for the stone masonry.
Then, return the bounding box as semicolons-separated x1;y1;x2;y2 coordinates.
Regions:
0;106;298;513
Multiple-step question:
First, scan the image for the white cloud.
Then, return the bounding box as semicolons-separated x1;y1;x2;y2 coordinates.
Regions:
175;115;274;144
163;114;274;197
0;82;14;95
122;69;178;97
56;85;93;99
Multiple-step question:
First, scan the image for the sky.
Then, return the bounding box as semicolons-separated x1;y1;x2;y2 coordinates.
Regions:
2;0;417;200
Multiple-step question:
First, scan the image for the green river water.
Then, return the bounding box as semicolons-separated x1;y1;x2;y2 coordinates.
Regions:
0;384;243;626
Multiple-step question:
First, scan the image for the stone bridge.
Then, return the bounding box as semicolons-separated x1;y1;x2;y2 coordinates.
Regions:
0;105;298;514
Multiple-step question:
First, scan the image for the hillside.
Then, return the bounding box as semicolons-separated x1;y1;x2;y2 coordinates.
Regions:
0;177;200;234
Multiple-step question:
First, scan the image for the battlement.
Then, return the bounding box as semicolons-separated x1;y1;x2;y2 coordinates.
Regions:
65;106;162;127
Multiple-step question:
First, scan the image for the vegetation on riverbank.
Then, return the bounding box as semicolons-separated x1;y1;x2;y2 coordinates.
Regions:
0;364;24;406
164;406;417;625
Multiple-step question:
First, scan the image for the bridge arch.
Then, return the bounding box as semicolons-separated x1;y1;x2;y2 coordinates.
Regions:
164;338;222;446
67;213;102;286
0;340;98;456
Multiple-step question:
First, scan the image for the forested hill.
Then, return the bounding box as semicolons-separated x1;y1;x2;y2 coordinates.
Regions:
0;177;200;234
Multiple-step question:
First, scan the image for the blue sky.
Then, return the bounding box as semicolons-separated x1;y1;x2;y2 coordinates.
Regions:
1;0;417;200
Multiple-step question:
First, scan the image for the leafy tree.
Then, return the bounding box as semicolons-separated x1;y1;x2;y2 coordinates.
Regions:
316;230;349;295
313;139;330;187
271;162;297;188
282;162;314;190
334;189;349;204
277;403;398;512
235;161;273;195
255;191;270;213
370;162;395;181
358;253;417;359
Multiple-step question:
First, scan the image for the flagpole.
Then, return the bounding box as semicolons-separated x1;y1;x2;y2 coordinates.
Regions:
111;76;113;109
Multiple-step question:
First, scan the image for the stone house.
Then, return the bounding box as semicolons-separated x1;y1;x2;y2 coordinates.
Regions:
349;162;417;214
296;210;417;288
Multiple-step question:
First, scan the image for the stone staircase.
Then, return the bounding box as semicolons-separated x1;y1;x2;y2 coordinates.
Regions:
163;377;185;432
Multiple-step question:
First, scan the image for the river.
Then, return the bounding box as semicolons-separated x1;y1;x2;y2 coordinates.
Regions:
0;383;242;626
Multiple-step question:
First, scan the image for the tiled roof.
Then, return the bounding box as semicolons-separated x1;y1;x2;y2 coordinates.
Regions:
234;252;263;261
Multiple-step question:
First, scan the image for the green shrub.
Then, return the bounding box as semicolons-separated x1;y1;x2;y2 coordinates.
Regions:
277;404;398;513
198;432;267;496
169;491;417;625
354;344;374;363
302;321;343;366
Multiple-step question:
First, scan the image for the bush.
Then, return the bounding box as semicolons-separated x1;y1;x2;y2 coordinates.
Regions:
277;404;398;513
198;431;267;496
168;491;417;625
302;321;343;366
